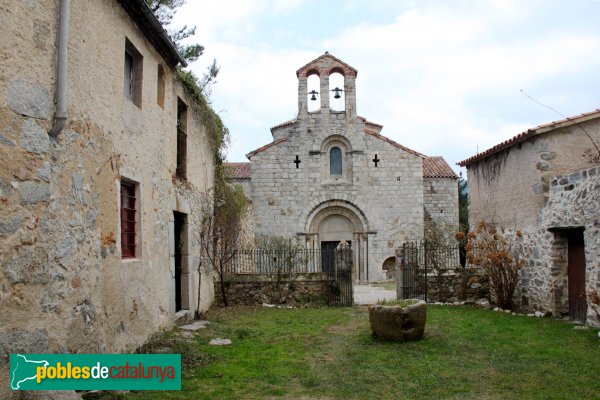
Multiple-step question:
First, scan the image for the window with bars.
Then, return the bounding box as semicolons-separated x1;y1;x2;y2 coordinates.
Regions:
120;181;137;259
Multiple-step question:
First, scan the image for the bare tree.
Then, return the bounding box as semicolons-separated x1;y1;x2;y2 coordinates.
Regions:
198;183;247;307
254;235;308;302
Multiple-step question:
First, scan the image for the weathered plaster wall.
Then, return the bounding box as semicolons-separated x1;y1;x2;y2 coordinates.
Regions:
467;120;600;229
0;1;215;393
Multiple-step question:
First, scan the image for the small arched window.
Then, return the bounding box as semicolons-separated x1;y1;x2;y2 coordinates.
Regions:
330;147;342;175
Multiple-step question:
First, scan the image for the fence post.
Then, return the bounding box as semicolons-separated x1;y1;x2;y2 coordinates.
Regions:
396;245;405;300
424;241;428;303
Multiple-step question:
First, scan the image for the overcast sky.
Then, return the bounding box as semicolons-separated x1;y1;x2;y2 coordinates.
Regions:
172;0;600;174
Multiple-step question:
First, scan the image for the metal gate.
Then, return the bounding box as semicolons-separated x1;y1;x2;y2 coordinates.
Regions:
322;244;353;306
399;242;428;301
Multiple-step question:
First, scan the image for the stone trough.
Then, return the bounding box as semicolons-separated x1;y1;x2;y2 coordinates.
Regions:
368;300;427;341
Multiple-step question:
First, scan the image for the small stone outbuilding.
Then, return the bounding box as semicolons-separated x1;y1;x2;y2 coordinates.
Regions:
459;109;600;325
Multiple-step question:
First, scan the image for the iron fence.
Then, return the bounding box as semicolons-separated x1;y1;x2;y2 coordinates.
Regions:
222;248;354;306
223;249;333;275
399;241;463;301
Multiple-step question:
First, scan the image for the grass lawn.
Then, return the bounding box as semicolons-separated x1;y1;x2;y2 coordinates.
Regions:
126;306;600;400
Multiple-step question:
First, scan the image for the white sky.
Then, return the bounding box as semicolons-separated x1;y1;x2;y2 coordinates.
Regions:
172;0;600;174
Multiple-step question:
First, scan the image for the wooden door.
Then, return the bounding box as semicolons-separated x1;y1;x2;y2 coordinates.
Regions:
567;230;587;322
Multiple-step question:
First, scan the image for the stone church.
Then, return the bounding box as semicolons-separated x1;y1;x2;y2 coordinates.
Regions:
227;52;458;282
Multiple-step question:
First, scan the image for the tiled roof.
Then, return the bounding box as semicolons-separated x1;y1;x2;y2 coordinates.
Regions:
458;108;600;166
246;136;289;159
424;157;458;179
296;52;358;78
224;162;251;179
270;119;296;132
364;129;426;158
358;116;383;129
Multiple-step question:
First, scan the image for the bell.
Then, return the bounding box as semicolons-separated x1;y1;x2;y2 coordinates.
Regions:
309;90;318;101
332;87;342;99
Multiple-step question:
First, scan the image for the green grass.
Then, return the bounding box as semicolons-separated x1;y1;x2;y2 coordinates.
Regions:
125;306;600;400
376;298;419;306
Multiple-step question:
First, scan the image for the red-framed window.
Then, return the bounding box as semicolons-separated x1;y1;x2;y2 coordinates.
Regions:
120;181;137;259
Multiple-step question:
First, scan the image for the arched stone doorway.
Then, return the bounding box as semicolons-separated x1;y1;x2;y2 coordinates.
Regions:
382;256;396;281
302;201;370;283
319;214;354;242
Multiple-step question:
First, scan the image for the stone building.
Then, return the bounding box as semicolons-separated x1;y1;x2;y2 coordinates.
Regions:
459;109;600;325
0;0;216;387
226;53;458;282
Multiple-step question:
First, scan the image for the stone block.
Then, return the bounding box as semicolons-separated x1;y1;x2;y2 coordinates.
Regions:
569;172;581;183
20;182;50;205
540;152;556;161
20;119;50;154
0;134;16;146
36;162;52;182
0;328;48;358
2;245;49;284
6;80;51;119
0;215;24;236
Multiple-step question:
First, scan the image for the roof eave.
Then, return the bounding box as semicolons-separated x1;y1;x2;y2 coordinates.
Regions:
458;109;600;167
117;0;187;68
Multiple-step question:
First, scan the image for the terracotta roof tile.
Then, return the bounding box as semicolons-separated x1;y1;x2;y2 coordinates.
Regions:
358;116;383;128
246;136;289;159
296;52;358;78
224;162;251;180
424;157;458;178
270;119;296;132
458;108;600;166
364;129;426;158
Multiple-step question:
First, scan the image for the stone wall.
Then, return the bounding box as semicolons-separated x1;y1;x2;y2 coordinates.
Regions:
426;268;489;303
213;274;329;306
518;165;600;325
424;177;459;227
0;2;215;395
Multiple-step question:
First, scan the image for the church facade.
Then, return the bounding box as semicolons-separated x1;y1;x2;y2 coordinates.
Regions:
228;53;458;282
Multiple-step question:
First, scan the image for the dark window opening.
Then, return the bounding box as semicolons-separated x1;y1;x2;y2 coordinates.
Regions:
157;64;166;108
174;211;186;311
176;99;188;180
124;39;143;107
330;147;342;175
121;181;137;259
